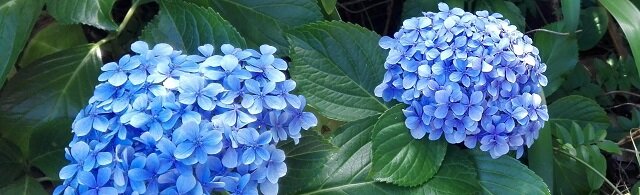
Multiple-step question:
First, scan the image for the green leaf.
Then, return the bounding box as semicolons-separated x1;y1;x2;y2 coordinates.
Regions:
0;45;101;156
560;0;580;32
600;0;640;77
578;7;609;50
401;0;439;20
547;95;609;129
0;177;47;195
554;144;604;194
141;0;246;54
444;0;464;9
471;150;551;195
0;138;24;187
552;122;611;194
535;22;579;96
190;0;323;54
297;116;479;194
0;0;45;87
19;23;88;66
596;140;621;155
371;104;447;186
319;0;337;15
553;148;591;194
543;96;612;192
631;180;640;195
415;147;480;195
288;21;388;122
278;130;336;194
580;145;606;190
47;0;118;30
298;116;379;194
28;120;72;181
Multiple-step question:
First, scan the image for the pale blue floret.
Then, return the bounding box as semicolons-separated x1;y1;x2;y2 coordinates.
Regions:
374;3;549;159
56;42;316;194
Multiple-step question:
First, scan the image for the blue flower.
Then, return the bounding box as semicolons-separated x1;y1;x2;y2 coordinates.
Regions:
242;79;286;114
73;106;109;136
236;128;271;165
479;123;509;158
77;167;117;195
127;153;170;194
264;145;286;184
221;174;258;195
58;42;315;194
178;75;225;111
375;3;548;158
403;101;429;139
59;141;91;179
173;121;223;165
215;103;257;126
451;91;484;121
268;111;291;142
284;96;317;143
245;45;286;82
433;86;461;119
98;54;141;86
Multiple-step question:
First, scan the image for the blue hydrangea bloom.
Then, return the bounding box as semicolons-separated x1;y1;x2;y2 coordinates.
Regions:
375;3;549;159
55;42;317;195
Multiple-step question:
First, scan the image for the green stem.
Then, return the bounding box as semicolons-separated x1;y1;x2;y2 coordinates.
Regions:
554;148;623;195
630;129;640;168
528;91;554;191
96;1;139;46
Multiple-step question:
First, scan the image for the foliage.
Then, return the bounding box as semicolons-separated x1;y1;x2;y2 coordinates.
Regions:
0;0;639;194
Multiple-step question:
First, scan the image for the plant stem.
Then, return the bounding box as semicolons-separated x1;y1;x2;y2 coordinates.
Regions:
554;148;623;195
96;1;140;46
525;28;582;36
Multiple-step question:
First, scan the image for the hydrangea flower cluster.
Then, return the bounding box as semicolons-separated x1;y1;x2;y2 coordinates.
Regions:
55;41;317;195
374;3;549;158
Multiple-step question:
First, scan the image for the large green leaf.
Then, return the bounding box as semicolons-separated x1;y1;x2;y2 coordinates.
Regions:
298;116;379;194
319;0;337;15
189;0;323;54
560;0;580;32
288;21;388;122
552;123;608;194
297;116;479;194
0;0;45;87
371;104;446;186
471;150;550;195
531;95;609;191
0;177;47;195
19;23;88;66
578;7;608;50
535;22;579;96
47;0;118;30
600;0;640;77
28;120;72;181
547;95;609;129
141;0;246;54
0;45;101;157
279;130;336;194
0;138;24;187
401;0;439;20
